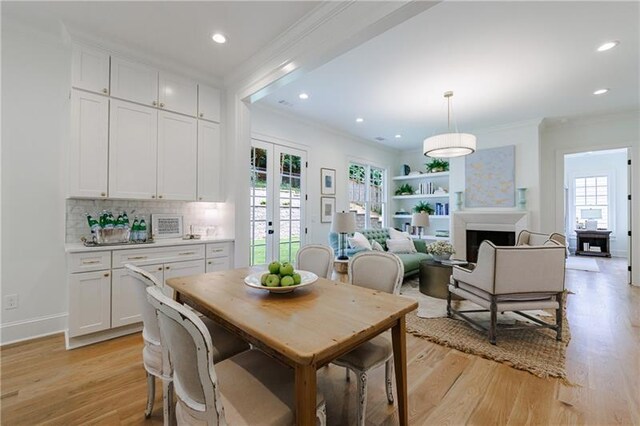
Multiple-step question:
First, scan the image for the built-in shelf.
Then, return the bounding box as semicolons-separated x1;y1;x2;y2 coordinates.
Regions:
392;193;450;200
392;172;449;181
393;215;450;219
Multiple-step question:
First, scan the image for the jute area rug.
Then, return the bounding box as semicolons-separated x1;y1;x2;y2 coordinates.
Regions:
400;277;571;383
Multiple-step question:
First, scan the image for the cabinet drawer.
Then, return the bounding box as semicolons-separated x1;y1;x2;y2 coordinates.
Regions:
68;251;111;273
206;257;230;273
113;244;205;268
206;242;231;259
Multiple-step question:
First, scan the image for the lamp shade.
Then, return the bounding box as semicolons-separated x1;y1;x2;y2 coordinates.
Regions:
423;133;476;158
581;208;602;219
411;212;430;228
331;211;356;233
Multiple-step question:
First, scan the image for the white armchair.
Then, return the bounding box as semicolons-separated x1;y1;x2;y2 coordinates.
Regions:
447;239;566;345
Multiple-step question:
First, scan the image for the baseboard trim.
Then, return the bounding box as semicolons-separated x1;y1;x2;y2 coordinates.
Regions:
0;313;68;346
65;323;142;350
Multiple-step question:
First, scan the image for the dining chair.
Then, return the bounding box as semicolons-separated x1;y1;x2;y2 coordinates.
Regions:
332;251;404;426
295;244;334;279
126;264;249;422
145;285;327;426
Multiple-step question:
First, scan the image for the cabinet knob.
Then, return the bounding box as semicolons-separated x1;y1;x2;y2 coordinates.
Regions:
102;88;108;94
159;103;165;108
165;266;170;270
152;101;158;106
151;195;156;199
199;113;204;118
158;267;163;271
158;195;163;199
199;197;203;201
208;261;212;265
101;192;106;197
103;273;110;277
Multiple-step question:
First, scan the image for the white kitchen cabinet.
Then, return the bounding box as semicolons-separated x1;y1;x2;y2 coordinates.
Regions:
69;90;109;198
109;99;158;199
162;259;205;298
197;120;223;202
110;56;159;107
71;43;110;95
157;112;197;200
68;270;111;337
111;264;163;328
198;84;221;122
206;257;230;273
159;72;198;117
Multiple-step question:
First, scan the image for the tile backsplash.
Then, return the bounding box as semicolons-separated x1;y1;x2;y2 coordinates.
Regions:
66;199;224;243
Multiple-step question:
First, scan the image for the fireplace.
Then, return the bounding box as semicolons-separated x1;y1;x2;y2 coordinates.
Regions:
466;230;515;263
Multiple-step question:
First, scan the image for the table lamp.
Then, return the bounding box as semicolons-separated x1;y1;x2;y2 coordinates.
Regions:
581;208;602;230
332;211;356;260
411;212;430;238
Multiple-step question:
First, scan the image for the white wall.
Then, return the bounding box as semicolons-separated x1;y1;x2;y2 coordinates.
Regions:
250;105;400;248
540;110;640;284
1;21;71;343
564;150;629;257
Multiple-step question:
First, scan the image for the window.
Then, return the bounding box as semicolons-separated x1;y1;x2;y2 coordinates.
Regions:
348;162;386;229
575;176;609;229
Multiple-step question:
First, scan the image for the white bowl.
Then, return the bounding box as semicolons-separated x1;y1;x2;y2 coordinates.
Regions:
244;270;318;293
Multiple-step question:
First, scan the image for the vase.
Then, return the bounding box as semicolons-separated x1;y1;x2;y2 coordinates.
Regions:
517;187;527;210
455;191;463;211
432;253;451;261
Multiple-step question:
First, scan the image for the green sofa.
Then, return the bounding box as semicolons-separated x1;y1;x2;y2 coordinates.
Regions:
328;228;431;277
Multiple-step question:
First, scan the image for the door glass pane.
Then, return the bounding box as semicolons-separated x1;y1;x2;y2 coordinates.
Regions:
250;146;268;265
278;152;303;263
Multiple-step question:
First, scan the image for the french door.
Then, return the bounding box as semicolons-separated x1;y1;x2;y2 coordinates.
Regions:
250;140;306;266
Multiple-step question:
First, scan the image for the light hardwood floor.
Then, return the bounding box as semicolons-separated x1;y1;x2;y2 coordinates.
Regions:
1;257;638;425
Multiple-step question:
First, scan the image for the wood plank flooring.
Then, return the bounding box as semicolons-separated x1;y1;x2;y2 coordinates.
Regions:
1;257;638;425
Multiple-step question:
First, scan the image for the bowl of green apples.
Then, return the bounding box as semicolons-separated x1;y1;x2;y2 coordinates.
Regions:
244;261;318;293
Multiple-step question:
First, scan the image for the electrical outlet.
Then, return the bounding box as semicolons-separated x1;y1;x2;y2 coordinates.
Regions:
4;294;18;310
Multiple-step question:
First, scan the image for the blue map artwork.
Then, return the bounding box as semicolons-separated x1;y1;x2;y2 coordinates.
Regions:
465;145;515;207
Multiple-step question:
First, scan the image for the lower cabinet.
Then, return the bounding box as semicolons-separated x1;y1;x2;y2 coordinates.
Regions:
111;264;164;328
206;257;230;273
68;270;112;337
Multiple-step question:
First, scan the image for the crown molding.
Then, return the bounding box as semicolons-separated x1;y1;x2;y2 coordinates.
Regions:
540;108;640;130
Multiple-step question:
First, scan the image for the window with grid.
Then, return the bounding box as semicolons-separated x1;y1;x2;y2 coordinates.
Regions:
348;162;386;229
575;176;609;229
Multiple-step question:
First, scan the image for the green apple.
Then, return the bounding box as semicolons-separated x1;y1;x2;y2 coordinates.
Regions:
292;273;302;285
260;273;270;286
281;276;295;287
265;274;280;287
279;263;295;276
268;261;281;274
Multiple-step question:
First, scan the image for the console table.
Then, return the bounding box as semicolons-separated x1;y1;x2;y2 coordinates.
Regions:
575;230;612;257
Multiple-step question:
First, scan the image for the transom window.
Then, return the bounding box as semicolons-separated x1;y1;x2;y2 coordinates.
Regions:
575;176;609;229
348;162;386;229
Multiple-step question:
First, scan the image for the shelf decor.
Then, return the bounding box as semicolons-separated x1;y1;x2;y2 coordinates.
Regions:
425;159;449;173
321;168;336;195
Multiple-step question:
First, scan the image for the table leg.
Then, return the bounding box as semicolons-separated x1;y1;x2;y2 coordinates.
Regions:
392;316;408;426
295;363;317;426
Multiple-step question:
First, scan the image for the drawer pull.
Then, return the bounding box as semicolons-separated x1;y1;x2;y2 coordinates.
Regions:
179;252;196;256
82;260;101;264
212;249;223;253
207;261;212;264
103;273;110;277
127;256;147;260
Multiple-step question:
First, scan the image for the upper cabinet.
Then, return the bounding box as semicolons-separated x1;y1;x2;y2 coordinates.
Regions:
197;120;223;202
110;56;159;108
198;84;221;123
71;44;110;95
157;112;198;201
159;72;198;117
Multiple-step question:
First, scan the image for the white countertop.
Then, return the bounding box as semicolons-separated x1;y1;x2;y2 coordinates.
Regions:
65;237;234;253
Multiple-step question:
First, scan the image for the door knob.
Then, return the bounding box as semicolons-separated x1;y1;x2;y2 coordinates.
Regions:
268;230;274;234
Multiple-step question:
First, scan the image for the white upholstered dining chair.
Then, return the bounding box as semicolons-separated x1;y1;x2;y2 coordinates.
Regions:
295;244;334;279
126;264;249;422
145;285;327;426
332;251;404;426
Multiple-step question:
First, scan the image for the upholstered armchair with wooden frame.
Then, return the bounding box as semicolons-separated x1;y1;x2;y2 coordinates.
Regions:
447;240;566;345
517;230;568;257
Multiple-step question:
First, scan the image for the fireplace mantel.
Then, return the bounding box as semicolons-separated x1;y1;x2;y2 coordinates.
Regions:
452;211;529;260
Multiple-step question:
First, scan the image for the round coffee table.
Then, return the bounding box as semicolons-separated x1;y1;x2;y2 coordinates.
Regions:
418;259;464;300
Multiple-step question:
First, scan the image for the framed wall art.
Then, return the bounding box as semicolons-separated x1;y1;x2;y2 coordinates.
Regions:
321;168;336;195
320;197;336;223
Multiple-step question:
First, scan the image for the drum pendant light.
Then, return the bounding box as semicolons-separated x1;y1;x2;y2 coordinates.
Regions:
423;91;476;158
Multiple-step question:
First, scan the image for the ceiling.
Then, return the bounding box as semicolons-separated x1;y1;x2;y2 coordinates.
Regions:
260;1;640;150
2;1;320;80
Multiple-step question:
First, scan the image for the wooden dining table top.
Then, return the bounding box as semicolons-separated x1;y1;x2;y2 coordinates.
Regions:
165;267;418;367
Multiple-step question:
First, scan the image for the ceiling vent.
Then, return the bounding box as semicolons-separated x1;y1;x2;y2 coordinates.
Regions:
278;99;294;107
374;136;386;142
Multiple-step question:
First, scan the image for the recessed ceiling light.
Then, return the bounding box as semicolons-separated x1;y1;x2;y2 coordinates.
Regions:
593;88;609;95
355;117;364;123
298;93;309;100
395;134;402;139
597;41;619;52
211;33;227;44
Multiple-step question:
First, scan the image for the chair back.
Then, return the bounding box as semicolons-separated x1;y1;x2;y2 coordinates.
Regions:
125;263;163;346
517;230;566;247
348;251;404;294
146;285;225;425
296;244;334;279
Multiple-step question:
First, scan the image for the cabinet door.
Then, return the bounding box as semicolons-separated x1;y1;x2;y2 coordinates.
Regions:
111;265;163;328
163;259;205;298
206;257;230;273
159;72;198;117
110;56;158;107
197;120;223;201
71;44;110;95
109;99;158;199
69;90;109;198
197;84;221;122
157;112;197;200
68;270;111;337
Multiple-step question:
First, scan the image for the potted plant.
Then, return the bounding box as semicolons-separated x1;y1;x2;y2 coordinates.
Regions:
425;159;449;173
395;183;414;196
413;201;434;215
426;241;456;261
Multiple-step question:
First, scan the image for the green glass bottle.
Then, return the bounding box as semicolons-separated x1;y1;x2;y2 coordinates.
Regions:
86;214;100;234
131;217;140;242
138;219;148;242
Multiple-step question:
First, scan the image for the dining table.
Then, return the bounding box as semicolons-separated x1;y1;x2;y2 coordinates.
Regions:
166;267;418;426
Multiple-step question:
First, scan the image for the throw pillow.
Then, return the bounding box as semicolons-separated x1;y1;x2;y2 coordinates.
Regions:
386;239;417;254
348;232;372;250
388;227;412;241
371;240;384;252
